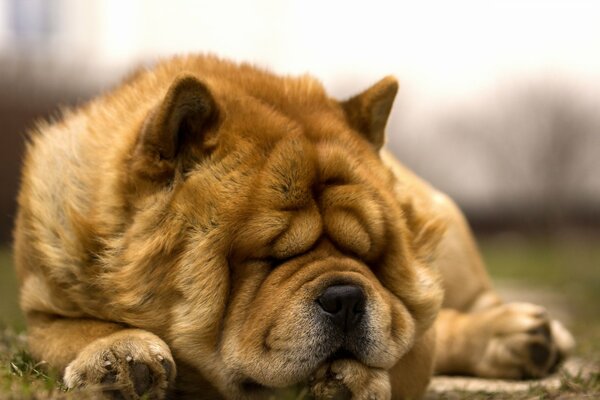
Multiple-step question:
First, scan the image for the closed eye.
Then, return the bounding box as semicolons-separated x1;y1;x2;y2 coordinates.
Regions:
263;256;294;269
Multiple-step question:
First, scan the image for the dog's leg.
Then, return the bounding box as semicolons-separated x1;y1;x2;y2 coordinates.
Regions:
434;304;574;378
430;194;574;378
27;313;175;399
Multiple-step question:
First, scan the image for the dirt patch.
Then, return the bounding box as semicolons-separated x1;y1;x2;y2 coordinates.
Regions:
426;358;598;398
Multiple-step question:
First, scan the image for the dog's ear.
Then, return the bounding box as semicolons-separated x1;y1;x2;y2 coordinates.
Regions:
341;76;398;149
132;74;218;181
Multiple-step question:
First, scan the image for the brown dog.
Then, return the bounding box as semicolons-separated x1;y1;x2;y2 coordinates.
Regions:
13;55;574;399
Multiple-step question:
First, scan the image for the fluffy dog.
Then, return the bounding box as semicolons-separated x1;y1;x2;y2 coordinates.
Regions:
14;55;574;399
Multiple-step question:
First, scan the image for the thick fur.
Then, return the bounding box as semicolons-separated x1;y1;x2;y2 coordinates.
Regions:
14;55;574;399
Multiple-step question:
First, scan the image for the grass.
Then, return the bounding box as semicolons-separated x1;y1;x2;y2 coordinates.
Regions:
0;250;23;331
0;233;599;399
0;326;69;399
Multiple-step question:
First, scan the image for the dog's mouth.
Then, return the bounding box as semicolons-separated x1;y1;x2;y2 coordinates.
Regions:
326;347;357;363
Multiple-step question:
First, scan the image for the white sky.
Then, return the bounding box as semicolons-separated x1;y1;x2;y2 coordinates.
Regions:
90;1;600;102
3;0;597;106
1;0;598;204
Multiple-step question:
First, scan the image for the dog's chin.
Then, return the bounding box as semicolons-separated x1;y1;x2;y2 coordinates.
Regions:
238;349;361;398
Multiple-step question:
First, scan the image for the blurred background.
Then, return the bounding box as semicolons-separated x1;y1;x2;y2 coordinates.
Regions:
0;0;598;358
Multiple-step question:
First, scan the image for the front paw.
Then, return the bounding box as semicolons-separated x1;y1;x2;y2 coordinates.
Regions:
470;302;574;379
63;329;175;399
309;359;391;400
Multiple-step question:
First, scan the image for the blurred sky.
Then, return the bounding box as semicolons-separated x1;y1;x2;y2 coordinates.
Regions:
0;0;599;215
1;0;599;101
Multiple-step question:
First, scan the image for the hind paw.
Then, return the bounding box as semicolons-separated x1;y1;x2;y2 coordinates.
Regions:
470;303;574;379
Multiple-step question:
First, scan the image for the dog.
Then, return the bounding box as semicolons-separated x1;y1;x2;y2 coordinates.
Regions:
13;55;574;399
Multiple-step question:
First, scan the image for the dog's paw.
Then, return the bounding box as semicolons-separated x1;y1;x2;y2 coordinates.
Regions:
309;359;391;400
63;329;175;400
470;302;574;379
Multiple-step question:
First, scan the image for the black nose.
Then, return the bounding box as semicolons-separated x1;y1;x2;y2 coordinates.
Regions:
317;285;365;331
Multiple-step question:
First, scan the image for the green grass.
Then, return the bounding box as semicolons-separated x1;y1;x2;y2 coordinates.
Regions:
1;249;79;399
0;326;68;399
0;250;24;331
1;234;599;399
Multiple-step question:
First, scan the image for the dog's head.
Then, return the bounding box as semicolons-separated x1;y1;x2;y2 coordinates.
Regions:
108;58;444;397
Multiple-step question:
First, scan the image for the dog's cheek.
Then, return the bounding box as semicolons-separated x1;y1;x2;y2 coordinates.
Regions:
388;324;437;399
358;289;417;369
377;257;444;338
220;290;323;387
407;263;444;334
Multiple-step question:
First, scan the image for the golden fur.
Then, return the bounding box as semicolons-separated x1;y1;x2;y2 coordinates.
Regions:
14;55;574;399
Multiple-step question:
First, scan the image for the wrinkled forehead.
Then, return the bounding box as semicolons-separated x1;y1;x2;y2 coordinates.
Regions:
224;91;387;177
254;132;389;203
230;131;398;262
